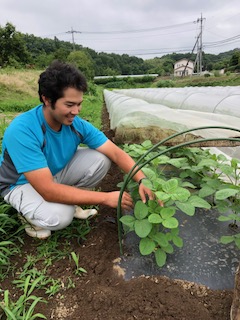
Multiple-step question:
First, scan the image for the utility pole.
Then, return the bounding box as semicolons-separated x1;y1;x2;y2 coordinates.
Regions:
181;14;205;78
66;27;81;51
195;14;205;75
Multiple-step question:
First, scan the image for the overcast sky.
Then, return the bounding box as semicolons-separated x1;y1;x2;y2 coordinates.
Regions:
1;0;240;60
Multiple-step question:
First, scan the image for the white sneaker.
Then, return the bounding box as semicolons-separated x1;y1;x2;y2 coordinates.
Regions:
74;207;98;219
18;214;51;239
25;225;51;239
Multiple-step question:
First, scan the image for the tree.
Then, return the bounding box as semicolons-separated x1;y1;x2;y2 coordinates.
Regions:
35;52;55;69
53;47;70;62
67;50;95;79
0;22;30;67
229;50;240;67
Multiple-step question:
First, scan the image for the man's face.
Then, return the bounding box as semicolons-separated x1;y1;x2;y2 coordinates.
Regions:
43;87;83;131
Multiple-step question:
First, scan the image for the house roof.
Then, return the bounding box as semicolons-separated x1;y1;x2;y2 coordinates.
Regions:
174;58;194;64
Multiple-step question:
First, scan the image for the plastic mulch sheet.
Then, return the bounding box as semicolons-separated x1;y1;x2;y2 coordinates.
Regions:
118;208;239;290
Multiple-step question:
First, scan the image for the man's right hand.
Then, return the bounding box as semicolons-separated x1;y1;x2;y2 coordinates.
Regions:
104;191;134;211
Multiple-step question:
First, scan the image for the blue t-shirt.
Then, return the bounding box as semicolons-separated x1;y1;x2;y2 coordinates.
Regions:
0;105;108;196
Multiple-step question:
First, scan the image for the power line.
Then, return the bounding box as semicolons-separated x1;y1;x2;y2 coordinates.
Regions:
65;21;196;35
40;17;239;58
129;48;194;56
204;34;240;46
103;46;193;53
73;27;196;42
65;20;196;49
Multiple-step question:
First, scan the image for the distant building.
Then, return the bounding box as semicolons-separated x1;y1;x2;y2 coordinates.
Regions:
219;68;225;75
174;59;194;77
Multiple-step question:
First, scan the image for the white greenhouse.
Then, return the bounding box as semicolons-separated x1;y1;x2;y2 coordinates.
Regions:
103;86;240;159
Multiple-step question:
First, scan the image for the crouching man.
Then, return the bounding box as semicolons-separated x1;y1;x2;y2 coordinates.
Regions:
0;61;154;239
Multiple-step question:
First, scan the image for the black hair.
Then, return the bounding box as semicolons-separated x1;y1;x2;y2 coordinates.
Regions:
38;60;88;107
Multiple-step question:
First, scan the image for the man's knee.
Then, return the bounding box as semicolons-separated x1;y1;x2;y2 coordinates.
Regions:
97;152;111;174
25;204;75;230
83;152;111;187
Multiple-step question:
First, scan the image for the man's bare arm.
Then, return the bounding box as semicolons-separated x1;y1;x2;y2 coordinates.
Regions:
24;167;133;210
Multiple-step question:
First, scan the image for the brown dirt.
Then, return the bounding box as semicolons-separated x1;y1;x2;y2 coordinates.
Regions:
0;107;234;320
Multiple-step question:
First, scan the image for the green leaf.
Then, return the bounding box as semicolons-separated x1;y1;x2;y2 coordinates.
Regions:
162;179;178;193
180;171;191;179
119;215;136;228
170;228;179;236
3;308;17;320
220;235;234;244
188;196;211;209
181;181;196;189
176;201;195;216
162;217;179;229
197;159;217;168
166;232;172;241
231;158;240;169
167;158;187;168
172;235;183;248
139;238;156;255
141;179;153;189
25;297;46;319
155;191;171;202
218;164;234;175
215;199;229;213
31;314;47;319
235;237;240;249
151;232;169;247
162;243;174;253
215;189;239;200
217;153;227;161
148;200;159;210
141;168;157;180
170;187;191;202
155;249;167;267
155;177;166;186
198;185;215;198
160;207;176;219
148;213;163;224
205;178;222;189
141;140;152;149
134;219;152;238
218;215;233;222
219;214;240;222
134;201;149;220
0;240;15;246
156;155;170;165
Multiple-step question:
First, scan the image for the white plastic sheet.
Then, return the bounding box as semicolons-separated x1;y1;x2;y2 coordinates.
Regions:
103;87;240;157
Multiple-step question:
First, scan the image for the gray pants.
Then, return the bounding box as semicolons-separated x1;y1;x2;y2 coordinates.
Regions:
4;148;111;230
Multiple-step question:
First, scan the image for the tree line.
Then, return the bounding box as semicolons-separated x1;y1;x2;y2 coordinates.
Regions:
0;22;240;79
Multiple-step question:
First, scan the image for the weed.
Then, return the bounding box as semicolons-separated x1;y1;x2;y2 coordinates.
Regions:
0;205;23;280
66;277;76;289
0;275;47;319
45;279;62;297
14;266;62;298
70;252;87;276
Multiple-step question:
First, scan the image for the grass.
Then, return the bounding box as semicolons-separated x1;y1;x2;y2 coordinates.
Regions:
81;85;104;129
0;69;103;135
157;73;240;88
0;69;41;113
